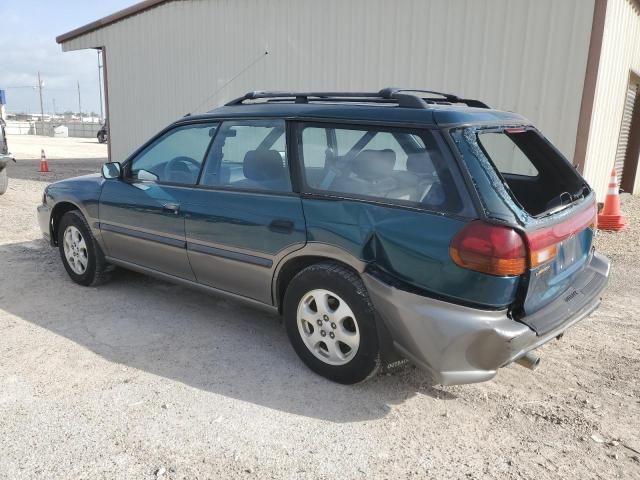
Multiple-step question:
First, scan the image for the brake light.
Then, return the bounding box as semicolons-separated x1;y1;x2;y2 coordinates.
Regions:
524;203;597;268
451;204;597;276
450;221;527;276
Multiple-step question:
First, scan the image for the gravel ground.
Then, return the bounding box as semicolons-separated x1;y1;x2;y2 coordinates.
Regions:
6;134;107;182
0;136;639;479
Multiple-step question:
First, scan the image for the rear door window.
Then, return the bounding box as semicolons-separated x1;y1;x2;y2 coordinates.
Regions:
199;119;291;192
298;123;465;214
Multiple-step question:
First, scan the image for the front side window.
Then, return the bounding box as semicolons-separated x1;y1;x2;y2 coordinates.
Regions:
298;124;463;213
130;123;218;184
200;119;291;192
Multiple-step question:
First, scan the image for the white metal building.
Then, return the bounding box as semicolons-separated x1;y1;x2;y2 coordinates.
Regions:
57;0;640;200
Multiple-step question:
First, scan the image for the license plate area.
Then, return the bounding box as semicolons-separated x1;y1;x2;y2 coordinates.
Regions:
555;234;581;273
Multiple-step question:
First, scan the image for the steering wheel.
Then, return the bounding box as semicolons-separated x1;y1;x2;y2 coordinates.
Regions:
164;156;200;183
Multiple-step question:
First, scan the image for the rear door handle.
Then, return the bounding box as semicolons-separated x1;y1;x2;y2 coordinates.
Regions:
162;202;180;214
269;219;295;234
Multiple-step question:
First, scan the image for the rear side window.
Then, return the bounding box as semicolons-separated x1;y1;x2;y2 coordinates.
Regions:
298;124;464;213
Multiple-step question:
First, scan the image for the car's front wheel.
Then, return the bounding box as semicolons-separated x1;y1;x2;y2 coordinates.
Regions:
57;210;111;286
283;262;380;384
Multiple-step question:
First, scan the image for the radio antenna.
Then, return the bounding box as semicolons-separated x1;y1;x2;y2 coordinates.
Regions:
188;50;269;115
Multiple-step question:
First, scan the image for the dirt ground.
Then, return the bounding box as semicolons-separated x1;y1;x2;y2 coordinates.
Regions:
7;134;108;183
1;135;639;479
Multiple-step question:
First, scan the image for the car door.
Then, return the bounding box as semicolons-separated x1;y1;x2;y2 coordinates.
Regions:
181;119;306;304
99;121;219;280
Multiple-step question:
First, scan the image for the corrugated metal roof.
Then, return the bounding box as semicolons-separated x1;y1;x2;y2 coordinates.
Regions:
56;0;171;43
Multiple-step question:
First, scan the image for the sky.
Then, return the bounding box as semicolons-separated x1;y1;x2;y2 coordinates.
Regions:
0;0;139;115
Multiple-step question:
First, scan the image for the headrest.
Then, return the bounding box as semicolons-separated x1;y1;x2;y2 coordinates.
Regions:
243;150;285;181
406;150;441;175
352;149;395;181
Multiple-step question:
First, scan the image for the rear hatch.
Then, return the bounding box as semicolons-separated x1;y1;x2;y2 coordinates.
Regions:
451;126;597;315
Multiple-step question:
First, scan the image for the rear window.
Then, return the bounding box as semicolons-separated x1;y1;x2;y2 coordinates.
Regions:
298;123;465;214
477;132;538;177
472;128;587;216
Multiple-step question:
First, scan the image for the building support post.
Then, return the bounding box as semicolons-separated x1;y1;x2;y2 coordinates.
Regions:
37;71;45;135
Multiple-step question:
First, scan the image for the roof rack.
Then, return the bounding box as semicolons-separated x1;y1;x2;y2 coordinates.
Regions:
225;88;490;109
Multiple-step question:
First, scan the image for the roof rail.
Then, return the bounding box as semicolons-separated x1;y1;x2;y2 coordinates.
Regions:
379;88;491;109
225;89;490;109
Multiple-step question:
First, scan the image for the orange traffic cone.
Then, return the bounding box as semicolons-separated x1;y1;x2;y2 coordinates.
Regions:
39;148;49;173
597;168;627;231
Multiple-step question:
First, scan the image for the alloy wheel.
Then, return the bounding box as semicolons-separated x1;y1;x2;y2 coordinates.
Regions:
63;225;88;275
296;289;360;366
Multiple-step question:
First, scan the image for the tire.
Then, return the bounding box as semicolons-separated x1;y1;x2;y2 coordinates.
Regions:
283;262;380;384
0;169;7;195
57;210;111;286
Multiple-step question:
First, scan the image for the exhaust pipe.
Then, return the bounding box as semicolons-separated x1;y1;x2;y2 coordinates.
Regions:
515;352;541;371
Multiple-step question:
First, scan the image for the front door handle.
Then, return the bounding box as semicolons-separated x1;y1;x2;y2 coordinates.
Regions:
269;219;295;234
162;202;180;214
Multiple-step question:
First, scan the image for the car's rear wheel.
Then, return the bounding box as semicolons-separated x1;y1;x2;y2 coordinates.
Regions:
57;210;111;286
283;262;380;384
0;168;8;195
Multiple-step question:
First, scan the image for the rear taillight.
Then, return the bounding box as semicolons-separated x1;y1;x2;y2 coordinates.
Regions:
451;204;597;276
450;221;527;276
524;203;597;268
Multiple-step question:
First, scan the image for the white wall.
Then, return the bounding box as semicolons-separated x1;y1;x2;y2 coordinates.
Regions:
6;121;101;138
584;0;640;198
5;121;34;135
61;0;594;167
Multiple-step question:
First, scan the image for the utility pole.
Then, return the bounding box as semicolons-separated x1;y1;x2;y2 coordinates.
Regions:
97;49;104;122
37;71;45;135
77;81;82;122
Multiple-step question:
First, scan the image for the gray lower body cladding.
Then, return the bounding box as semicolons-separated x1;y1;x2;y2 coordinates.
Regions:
363;251;610;386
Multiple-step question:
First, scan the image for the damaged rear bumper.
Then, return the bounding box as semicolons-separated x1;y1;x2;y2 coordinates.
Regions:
363;251;610;386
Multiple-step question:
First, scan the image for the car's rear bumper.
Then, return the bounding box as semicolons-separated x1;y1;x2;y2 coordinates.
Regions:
363;251;610;385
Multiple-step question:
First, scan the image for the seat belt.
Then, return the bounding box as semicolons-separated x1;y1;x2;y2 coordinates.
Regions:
318;131;376;190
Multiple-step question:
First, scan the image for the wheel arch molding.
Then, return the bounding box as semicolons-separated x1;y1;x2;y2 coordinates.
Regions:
49;199;96;247
271;243;367;313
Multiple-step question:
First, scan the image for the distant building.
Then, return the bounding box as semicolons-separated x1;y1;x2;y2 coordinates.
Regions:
27;113;52;122
57;0;640;198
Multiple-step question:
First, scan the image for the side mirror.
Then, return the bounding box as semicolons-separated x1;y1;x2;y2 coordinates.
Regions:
102;162;122;179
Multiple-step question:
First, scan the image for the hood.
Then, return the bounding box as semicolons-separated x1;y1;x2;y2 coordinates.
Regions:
49;173;103;190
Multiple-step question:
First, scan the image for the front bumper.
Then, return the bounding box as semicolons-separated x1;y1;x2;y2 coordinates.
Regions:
37;203;52;243
363;251;610;385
